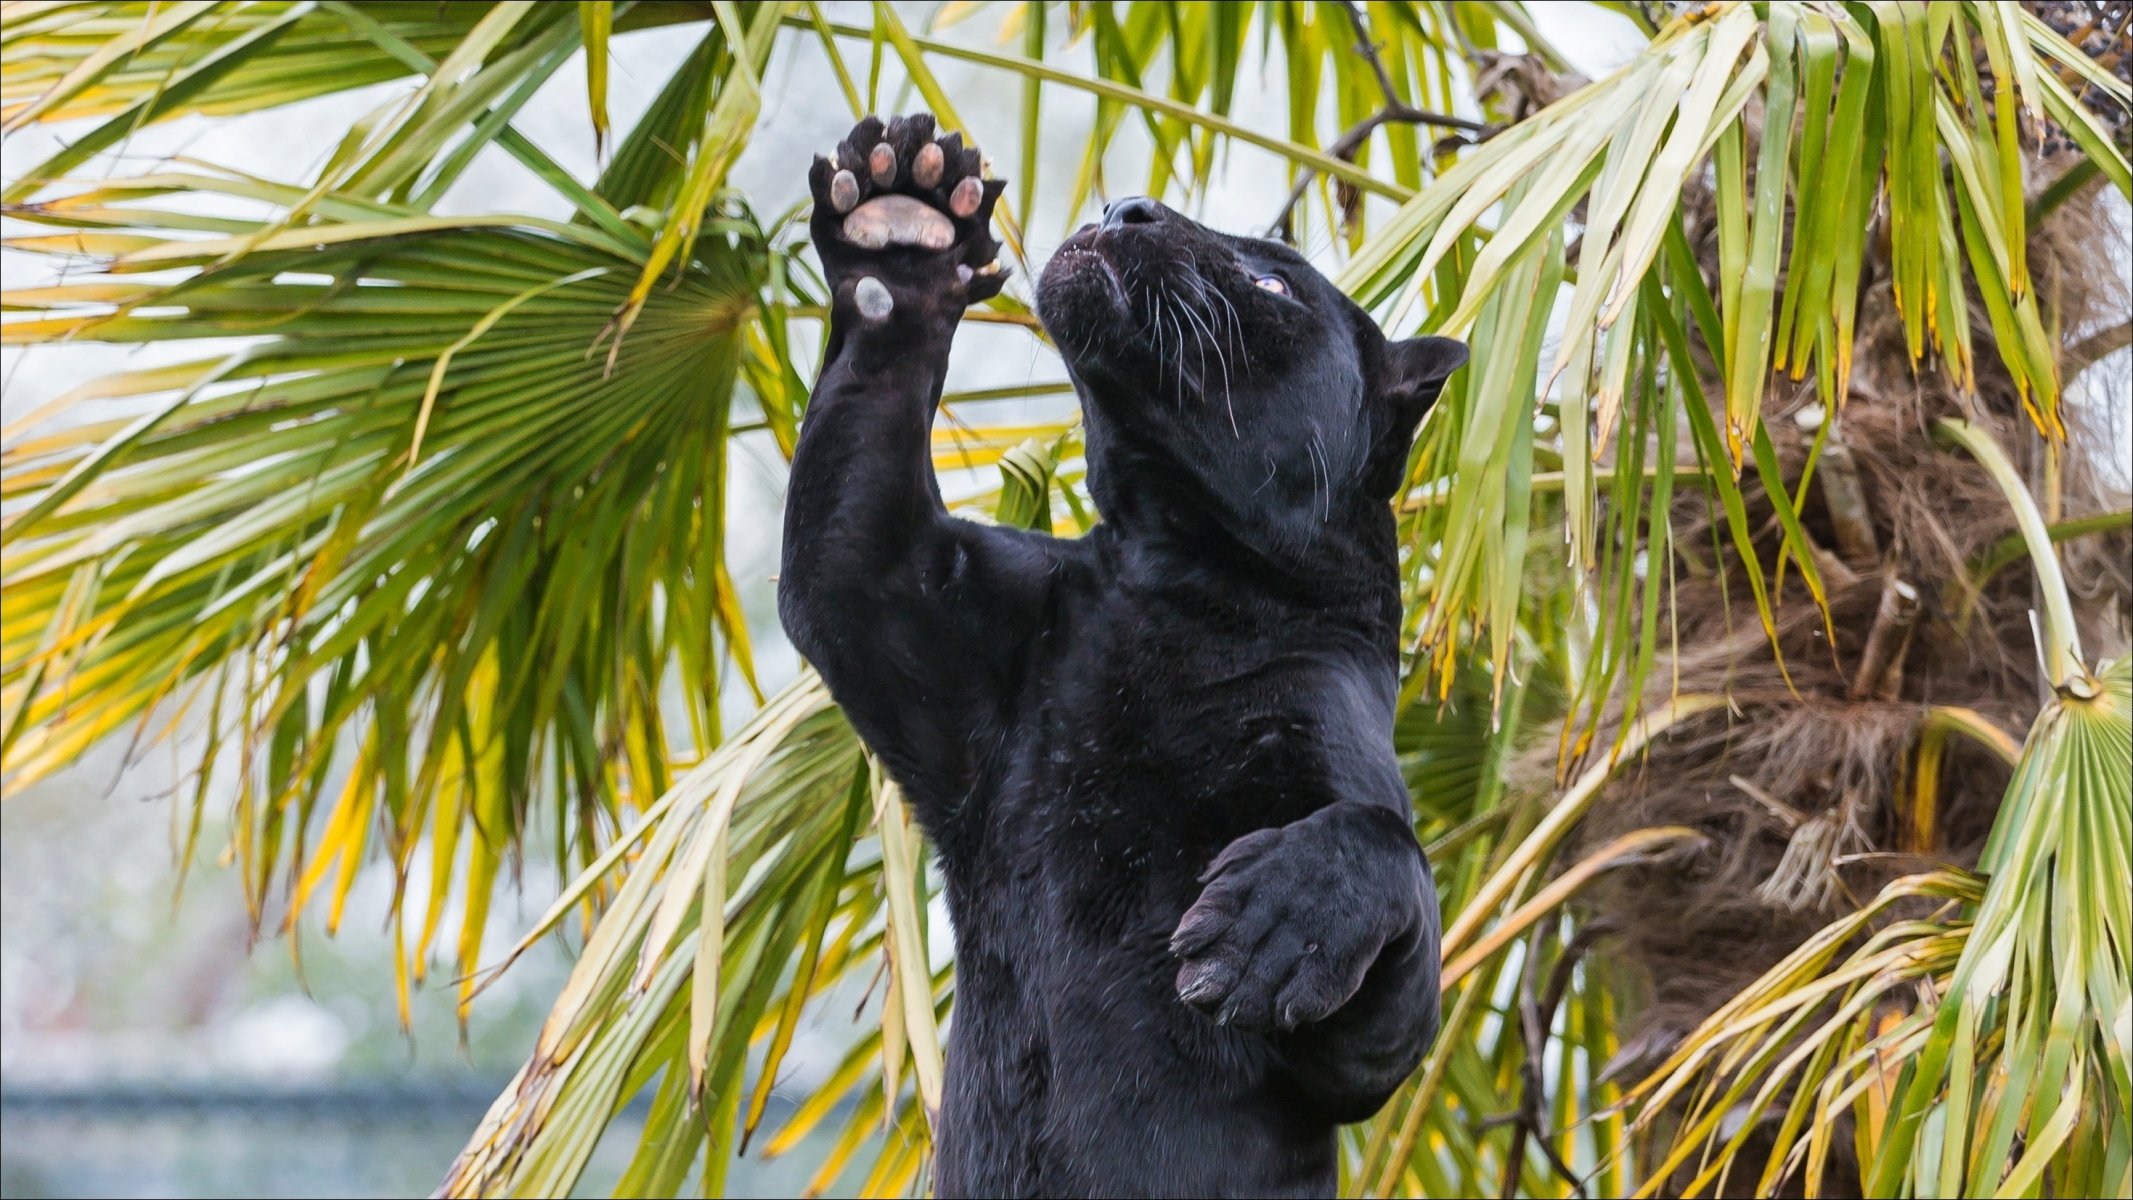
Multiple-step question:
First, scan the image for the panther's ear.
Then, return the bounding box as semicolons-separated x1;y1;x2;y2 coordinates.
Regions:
1362;335;1467;499
1381;335;1468;419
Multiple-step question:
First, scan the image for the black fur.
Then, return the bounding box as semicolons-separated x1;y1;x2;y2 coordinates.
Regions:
780;114;1465;1199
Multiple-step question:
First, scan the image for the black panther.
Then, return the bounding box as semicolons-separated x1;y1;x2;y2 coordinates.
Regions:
779;114;1465;1199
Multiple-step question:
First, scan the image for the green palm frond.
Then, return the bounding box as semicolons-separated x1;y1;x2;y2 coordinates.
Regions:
1623;415;2130;1197
3;170;779;1020
0;1;713;132
437;676;904;1198
1352;0;2129;731
1627;652;2130;1197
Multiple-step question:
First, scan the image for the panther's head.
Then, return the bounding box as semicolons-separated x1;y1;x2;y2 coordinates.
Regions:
1035;198;1466;562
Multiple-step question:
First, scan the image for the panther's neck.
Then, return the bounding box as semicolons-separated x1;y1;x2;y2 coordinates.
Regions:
1096;500;1403;631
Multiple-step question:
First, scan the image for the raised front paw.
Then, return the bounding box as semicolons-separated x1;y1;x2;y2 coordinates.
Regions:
807;113;1009;326
1171;811;1426;1033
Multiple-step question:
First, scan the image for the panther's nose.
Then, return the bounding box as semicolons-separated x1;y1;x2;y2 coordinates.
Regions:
1100;196;1165;231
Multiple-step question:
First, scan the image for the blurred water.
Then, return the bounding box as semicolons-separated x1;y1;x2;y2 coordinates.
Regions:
3;1086;552;1200
0;1090;840;1199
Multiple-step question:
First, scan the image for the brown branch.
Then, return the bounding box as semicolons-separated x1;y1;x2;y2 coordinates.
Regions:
1440;0;1488;68
1849;573;1922;700
1265;107;1489;241
1496;923;1608;1200
1267;3;1491;240
2067;319;2132;378
1813;542;1863;593
1815;418;1880;567
1340;0;1403;108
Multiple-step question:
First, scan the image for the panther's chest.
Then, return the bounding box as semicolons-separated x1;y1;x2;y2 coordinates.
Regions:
1004;630;1379;912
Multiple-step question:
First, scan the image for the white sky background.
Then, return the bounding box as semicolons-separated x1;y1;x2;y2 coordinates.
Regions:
0;2;2124;1092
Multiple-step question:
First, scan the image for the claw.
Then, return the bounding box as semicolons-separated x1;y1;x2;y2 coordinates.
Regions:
950;176;982;218
869;142;897;186
1178;967;1220;1005
912;142;944;188
854;276;894;321
956;264;974;284
829;169;859;213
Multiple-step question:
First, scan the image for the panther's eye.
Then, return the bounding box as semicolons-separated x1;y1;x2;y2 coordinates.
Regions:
1251;273;1289;296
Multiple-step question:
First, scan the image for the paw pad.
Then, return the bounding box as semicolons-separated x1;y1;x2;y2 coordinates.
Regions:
841;195;956;251
853;277;894;321
817;117;995;254
808;114;1009;306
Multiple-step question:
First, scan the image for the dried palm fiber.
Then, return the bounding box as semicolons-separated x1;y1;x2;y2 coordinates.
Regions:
2024;2;2133;152
1569;153;2131;1059
1511;66;2131;1197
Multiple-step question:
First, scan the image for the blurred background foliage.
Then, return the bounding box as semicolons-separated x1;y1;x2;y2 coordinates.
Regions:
2;1;2130;1196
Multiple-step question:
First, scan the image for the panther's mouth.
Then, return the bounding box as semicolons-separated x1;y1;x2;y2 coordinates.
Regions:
1037;204;1259;409
1044;240;1128;312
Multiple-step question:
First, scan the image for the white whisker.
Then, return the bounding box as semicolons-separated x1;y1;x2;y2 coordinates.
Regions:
1176;292;1235;437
